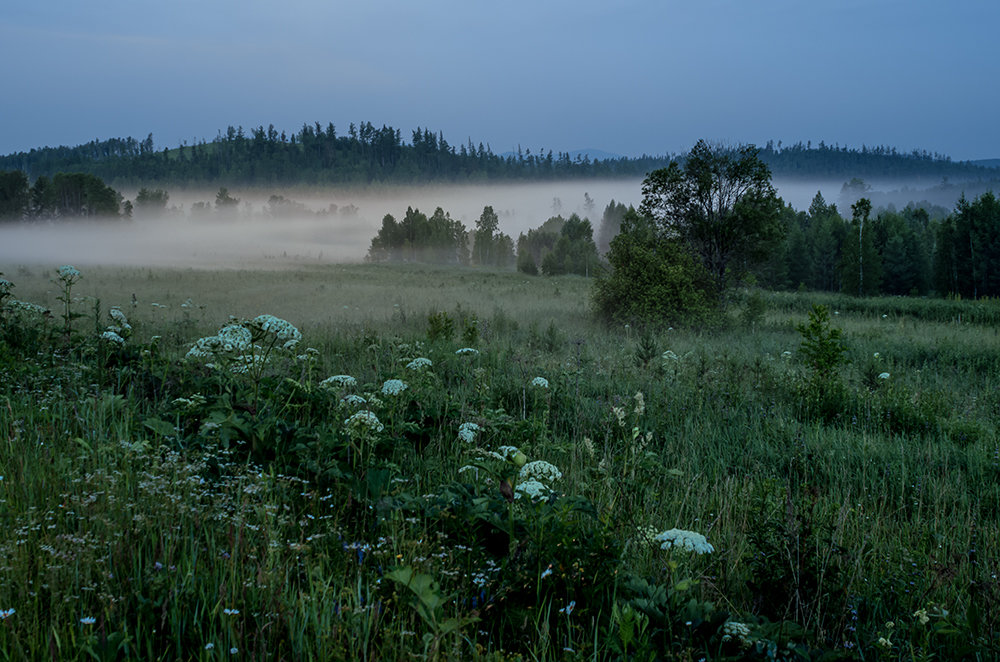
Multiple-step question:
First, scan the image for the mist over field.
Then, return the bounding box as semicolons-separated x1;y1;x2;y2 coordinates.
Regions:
0;177;950;268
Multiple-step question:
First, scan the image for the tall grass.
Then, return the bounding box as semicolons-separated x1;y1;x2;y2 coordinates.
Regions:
0;265;997;660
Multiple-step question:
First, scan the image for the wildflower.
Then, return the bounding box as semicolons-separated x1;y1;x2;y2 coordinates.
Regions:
781;350;792;358
230;647;239;654
634;391;645;416
252;314;298;340
457;422;481;443
341;394;367;407
0;278;12;296
217;324;252;352
204;643;215;650
108;307;131;334
406;357;433;371
878;372;890;380
455;347;479;356
514;479;550;499
381;379;408;396
877;637;892;650
721;620;752;646
223;608;240;615
58;265;81;281
519;460;562;483
0;608;14;619
612;406;626;427
873;352;880;358
662;350;679;361
914;608;929;625
321;374;357;389
558;600;575;616
581;436;595;457
530;376;549;389
80;616;96;625
344;410;384;435
653;528;714;554
100;330;125;345
541;566;553;579
7;299;48;315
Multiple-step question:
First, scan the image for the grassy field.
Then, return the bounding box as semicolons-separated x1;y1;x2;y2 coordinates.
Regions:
1;262;998;660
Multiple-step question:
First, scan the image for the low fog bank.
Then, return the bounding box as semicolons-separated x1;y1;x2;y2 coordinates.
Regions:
3;177;991;268
2;180;646;268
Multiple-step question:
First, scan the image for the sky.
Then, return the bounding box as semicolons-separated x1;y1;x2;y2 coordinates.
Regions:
1;0;998;161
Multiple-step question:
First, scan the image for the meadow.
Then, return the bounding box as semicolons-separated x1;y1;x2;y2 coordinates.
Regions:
1;262;998;660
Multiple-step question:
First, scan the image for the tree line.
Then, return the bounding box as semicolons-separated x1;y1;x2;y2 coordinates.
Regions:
2;122;996;187
0;170;127;220
366;204;602;277
594;141;1000;327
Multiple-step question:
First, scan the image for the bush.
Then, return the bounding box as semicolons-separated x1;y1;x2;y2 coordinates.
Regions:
592;210;716;326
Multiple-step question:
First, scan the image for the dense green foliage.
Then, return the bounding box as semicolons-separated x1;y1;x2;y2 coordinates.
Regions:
933;192;1000;297
516;214;600;277
471;206;516;268
0;170;127;220
367;206;470;264
640;140;785;292
749;189;1000;299
2;264;1000;659
592;210;717;325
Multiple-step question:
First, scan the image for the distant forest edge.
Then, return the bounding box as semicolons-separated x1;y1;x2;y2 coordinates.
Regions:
1;121;997;187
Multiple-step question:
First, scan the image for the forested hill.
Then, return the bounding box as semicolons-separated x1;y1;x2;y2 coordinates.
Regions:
0;121;995;186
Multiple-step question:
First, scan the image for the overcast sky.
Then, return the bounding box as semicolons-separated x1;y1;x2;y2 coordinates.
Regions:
2;1;997;161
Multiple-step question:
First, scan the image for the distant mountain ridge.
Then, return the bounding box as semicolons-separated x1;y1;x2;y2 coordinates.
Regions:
0;122;996;187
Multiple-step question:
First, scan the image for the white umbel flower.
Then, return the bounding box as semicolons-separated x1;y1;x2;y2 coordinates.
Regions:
514;479;550;500
100;330;125;345
381;379;408;396
344;410;384;435
321;374;357;389
653;528;714;554
252;314;301;342
458;422;481;443
406;357;433;371
519;460;562;483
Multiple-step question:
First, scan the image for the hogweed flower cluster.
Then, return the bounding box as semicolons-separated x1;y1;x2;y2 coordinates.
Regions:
252;314;301;344
381;379;408;396
406;357;433;371
530;376;549;389
341;394;367;407
515;479;550;499
217;324;252;352
344;410;384;436
101;306;132;345
455;347;479;356
653;528;714;554
458;422;481;444
519;460;562;483
720;621;753;646
321;374;357;389
57;265;81;284
100;330;125;345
